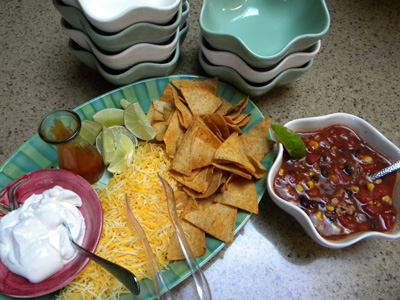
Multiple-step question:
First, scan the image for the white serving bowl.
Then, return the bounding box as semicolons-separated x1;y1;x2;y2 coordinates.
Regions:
61;0;181;33
200;37;321;84
267;113;400;249
54;0;182;52
62;18;180;70
199;49;314;97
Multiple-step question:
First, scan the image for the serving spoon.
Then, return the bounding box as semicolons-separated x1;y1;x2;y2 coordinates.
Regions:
369;160;400;181
62;220;141;296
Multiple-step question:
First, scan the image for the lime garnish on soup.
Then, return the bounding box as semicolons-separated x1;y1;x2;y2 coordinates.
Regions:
271;124;306;159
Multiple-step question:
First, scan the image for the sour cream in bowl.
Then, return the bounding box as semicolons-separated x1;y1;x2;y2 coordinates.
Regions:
267;113;400;249
0;169;103;297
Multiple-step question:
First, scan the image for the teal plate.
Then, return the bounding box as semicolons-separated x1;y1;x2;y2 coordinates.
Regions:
0;75;275;300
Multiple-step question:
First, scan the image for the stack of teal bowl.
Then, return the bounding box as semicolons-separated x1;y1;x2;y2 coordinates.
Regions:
199;0;330;97
53;0;190;85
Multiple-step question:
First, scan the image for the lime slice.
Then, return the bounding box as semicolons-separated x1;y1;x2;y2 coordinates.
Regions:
96;125;139;155
120;99;132;109
107;134;135;174
124;103;156;141
93;108;124;127
79;120;102;145
271;124;306;159
101;126;115;165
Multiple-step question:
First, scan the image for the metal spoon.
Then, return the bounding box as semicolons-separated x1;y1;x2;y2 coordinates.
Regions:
62;220;140;295
369;160;400;181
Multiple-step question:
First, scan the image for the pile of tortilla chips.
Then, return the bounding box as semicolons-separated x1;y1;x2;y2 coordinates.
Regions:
147;77;274;260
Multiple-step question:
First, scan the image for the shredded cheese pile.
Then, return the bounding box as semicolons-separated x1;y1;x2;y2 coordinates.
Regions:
58;142;176;300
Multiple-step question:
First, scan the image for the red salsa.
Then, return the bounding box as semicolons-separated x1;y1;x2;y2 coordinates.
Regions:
273;124;397;240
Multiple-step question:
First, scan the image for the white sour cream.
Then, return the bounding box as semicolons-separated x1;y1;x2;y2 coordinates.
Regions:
0;185;86;283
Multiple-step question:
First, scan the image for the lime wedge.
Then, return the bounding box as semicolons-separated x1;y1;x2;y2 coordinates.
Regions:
124;103;156;141
271;124;306;159
101;126;115;165
79;120;102;145
107;134;135;174
96;125;138;155
120;99;132;109
93;108;124;127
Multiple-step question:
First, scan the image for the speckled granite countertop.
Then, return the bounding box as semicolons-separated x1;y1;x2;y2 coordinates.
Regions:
1;1;400;299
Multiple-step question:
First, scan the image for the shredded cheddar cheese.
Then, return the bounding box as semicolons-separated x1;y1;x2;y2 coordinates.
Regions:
58;143;176;300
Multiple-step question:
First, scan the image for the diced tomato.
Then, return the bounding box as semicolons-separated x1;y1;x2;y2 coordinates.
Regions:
363;204;382;216
306;153;321;165
338;216;356;230
381;213;396;230
354;188;373;204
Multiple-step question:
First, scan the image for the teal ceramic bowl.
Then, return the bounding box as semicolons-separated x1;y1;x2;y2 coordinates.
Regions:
68;22;189;86
199;49;314;97
53;0;182;52
200;0;330;68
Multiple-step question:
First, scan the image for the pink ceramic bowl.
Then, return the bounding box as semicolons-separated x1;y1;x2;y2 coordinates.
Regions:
0;169;103;297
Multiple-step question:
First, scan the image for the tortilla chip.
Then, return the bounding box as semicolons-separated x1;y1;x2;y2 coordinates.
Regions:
244;117;271;138
171;77;218;95
212;162;252;180
215;178;258;214
160;83;175;104
171;167;213;194
190;117;222;170
214;97;233;115
246;154;267;179
152;121;168;141
209;114;230;140
226;97;249;119
195;192;221;209
180;86;222;117
164;111;185;156
172;87;193;129
239;136;275;161
182;167;225;199
183;203;237;244
167;220;206;261
213;132;256;175
170;121;199;176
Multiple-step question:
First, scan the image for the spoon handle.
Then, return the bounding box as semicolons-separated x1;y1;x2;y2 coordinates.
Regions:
62;221;140;295
369;160;400;181
159;175;212;300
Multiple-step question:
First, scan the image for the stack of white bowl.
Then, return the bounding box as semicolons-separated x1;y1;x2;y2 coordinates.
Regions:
53;0;190;85
198;0;330;97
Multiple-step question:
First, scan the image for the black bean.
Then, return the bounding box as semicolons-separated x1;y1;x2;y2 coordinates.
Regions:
344;166;352;176
338;147;346;153
321;168;329;178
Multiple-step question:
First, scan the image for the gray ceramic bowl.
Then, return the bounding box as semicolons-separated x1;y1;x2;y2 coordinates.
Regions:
62;19;180;70
199;49;314;97
53;0;183;52
267;113;400;249
68;21;189;86
200;0;330;68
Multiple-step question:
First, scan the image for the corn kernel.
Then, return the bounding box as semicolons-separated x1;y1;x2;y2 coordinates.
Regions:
307;181;315;189
330;175;339;184
375;179;382;184
351;186;360;193
326;205;335;212
279;168;285;175
383;195;391;202
316;211;323;220
367;183;375;192
362;156;373;163
296;184;304;192
309;140;319;150
309;171;315;176
368;201;374;205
